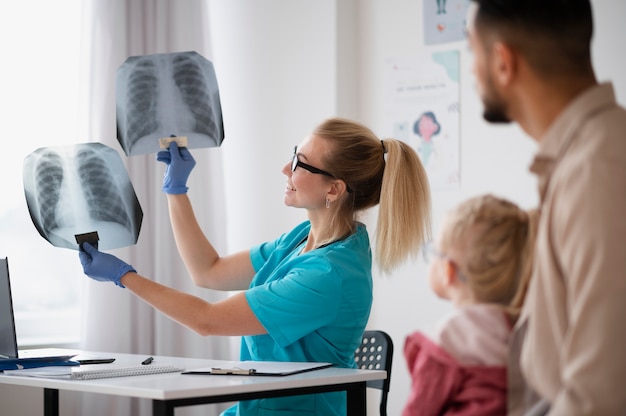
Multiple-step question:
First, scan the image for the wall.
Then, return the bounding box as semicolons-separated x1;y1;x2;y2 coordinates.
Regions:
1;1;624;415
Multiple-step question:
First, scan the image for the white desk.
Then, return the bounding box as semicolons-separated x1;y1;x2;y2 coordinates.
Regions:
0;352;386;416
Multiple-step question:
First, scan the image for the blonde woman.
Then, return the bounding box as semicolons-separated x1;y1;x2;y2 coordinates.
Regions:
79;117;431;416
403;194;537;416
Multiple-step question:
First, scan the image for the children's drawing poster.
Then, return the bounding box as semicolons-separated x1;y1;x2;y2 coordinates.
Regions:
385;51;460;190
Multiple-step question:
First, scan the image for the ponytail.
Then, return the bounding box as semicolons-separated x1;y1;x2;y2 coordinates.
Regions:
376;139;432;273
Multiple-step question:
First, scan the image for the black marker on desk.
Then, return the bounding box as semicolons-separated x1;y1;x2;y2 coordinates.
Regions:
141;356;154;365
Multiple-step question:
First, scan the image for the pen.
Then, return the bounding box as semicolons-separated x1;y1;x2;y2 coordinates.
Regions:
141;356;154;365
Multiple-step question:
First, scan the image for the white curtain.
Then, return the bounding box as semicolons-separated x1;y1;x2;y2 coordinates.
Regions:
67;1;232;415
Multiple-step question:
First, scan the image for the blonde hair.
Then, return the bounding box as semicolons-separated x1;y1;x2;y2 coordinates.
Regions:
440;194;537;320
313;117;431;274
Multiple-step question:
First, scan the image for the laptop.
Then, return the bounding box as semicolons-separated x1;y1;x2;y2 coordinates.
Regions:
0;257;77;369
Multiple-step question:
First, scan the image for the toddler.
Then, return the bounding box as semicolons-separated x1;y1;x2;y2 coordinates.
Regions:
403;194;537;415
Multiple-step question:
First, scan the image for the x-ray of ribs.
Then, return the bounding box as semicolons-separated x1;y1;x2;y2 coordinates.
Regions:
172;53;219;138
76;147;133;231
34;150;64;236
124;58;159;151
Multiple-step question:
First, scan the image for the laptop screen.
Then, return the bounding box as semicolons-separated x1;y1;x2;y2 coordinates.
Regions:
0;258;19;359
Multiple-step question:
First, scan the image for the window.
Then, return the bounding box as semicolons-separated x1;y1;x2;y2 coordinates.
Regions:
0;1;83;346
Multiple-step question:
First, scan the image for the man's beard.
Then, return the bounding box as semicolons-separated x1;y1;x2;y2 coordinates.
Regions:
482;96;512;124
481;73;512;124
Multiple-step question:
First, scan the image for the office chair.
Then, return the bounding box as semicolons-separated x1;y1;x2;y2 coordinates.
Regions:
354;330;394;416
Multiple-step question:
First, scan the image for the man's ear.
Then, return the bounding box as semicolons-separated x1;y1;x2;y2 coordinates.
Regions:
491;41;517;87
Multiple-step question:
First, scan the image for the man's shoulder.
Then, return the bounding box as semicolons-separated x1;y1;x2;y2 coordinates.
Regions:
566;103;626;169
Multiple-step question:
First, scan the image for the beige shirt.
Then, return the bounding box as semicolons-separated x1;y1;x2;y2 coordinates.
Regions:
519;83;626;415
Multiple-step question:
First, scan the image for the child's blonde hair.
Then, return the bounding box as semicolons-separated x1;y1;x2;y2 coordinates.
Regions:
439;194;537;320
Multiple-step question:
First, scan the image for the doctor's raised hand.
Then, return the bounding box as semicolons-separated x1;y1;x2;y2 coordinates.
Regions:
156;141;196;194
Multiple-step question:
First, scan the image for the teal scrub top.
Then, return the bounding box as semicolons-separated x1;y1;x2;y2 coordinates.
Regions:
221;220;373;416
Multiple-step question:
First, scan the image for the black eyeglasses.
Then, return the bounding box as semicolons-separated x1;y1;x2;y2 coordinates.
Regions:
291;146;353;193
291;146;335;178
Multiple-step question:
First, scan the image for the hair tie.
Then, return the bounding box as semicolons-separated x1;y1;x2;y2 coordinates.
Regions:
381;140;387;154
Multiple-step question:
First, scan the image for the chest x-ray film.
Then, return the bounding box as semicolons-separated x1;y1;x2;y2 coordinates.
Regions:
116;50;225;156
23;143;143;251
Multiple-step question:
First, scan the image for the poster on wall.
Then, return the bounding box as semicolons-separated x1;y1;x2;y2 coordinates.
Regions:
423;0;470;45
385;51;460;190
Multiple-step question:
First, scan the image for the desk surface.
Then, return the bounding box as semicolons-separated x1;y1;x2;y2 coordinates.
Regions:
0;351;386;401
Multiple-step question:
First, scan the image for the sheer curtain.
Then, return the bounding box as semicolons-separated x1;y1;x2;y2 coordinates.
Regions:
68;1;232;415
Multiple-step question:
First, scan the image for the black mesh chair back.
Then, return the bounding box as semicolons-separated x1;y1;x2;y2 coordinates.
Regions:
354;330;393;416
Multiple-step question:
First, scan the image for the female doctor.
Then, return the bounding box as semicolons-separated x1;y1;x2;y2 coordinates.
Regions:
78;117;431;415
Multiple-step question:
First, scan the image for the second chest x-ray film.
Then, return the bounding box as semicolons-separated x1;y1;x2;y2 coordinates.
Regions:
23;143;143;251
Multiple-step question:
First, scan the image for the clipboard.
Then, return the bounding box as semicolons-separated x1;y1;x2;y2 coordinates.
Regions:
181;360;333;376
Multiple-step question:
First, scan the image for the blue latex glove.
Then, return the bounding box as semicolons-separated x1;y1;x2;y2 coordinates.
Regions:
78;243;136;288
156;141;196;194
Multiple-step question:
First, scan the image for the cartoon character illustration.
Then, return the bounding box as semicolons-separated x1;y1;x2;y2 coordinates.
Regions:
413;111;441;167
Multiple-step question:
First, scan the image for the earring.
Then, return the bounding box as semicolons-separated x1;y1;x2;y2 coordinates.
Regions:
326;198;331;209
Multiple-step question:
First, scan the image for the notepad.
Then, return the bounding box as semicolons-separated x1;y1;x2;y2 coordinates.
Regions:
3;363;184;380
182;360;333;376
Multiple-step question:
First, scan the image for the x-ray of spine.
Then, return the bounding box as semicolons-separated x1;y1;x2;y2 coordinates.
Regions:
23;143;143;251
116;51;225;156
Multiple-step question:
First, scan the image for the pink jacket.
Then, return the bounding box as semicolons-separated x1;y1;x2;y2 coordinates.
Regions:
402;306;509;416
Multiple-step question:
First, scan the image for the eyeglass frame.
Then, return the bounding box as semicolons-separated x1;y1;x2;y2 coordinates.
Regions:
291;146;353;193
291;146;335;178
422;241;467;282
